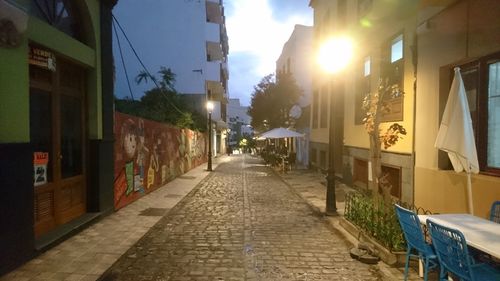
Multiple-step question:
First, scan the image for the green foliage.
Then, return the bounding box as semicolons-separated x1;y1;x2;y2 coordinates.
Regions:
248;73;302;132
345;192;406;251
115;67;206;131
239;133;256;148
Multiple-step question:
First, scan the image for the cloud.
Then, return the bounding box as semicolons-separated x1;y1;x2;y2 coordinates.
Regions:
227;52;262;105
226;0;312;105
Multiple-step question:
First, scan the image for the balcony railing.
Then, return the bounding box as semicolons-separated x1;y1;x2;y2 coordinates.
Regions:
206;1;222;24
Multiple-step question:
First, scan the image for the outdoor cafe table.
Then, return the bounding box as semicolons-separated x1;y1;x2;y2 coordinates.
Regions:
418;214;500;259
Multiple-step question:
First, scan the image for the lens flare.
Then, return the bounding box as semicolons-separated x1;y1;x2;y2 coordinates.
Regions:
317;37;354;74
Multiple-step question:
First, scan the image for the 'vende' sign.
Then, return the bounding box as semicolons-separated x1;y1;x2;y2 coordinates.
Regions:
29;46;56;71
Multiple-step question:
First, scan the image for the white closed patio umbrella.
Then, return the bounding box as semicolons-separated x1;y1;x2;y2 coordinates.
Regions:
435;67;479;214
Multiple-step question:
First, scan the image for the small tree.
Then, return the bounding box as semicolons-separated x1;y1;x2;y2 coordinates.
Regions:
362;78;406;205
248;73;302;132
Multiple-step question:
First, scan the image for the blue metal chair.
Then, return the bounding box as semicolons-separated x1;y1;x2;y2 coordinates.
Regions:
394;204;439;281
427;219;500;281
490;201;500;223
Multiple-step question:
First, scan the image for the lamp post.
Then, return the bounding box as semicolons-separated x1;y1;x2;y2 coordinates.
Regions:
317;36;353;215
226;128;231;156
206;101;214;171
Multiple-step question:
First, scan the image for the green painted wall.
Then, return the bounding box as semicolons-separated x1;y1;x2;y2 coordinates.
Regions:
0;44;30;142
0;0;102;143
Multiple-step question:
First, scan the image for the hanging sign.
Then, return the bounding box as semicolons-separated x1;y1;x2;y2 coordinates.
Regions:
33;152;49;186
29;46;56;71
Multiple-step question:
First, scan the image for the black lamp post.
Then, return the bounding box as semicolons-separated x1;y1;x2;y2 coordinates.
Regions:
207;101;214;171
326;81;340;215
317;36;353;216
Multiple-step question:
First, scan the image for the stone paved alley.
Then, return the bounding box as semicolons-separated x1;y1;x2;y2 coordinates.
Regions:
100;155;382;280
2;154;427;281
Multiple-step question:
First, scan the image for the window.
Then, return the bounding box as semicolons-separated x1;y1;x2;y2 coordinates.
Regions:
312;90;319;128
380;33;404;121
380;165;402;199
358;0;373;19
311;148;317;165
337;0;347;28
320;86;328;128
320;150;327;169
31;0;82;41
355;56;371;124
440;52;500;175
391;35;403;63
364;56;371;76
487;61;500;168
353;158;368;189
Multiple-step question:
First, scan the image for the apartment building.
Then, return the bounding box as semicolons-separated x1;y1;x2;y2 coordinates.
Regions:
227;98;252;147
276;24;313;168
114;0;230;156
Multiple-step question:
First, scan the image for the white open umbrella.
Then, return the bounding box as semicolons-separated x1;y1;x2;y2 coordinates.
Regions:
435;67;479;214
258;127;304;139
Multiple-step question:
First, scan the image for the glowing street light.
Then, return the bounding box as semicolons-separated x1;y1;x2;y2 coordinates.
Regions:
206;101;214;171
317;35;354;215
317;36;354;74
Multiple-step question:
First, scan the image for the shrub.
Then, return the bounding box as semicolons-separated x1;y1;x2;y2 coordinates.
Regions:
344;191;406;251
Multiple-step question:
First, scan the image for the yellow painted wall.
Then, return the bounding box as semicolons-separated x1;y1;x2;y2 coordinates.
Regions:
415;167;500;219
343;8;417;155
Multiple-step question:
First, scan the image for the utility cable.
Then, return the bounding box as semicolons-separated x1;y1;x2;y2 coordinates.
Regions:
113;19;135;100
111;14;184;114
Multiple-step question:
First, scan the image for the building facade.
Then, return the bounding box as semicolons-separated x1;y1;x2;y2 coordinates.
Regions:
113;0;230;157
227;98;252;147
276;24;313;168
0;0;116;274
309;0;500;217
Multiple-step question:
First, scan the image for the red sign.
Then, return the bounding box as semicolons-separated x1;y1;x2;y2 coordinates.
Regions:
33;152;49;165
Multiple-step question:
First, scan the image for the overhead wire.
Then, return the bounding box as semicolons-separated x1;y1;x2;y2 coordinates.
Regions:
112;14;184;114
112;19;135;100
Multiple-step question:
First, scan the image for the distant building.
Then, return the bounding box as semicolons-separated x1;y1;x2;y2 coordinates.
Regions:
113;0;230;156
227;98;252;146
276;24;313;168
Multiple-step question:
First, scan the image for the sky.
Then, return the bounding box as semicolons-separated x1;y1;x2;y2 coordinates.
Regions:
112;0;313;106
226;0;313;106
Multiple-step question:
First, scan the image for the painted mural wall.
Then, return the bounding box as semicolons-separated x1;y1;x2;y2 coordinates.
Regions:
114;112;207;210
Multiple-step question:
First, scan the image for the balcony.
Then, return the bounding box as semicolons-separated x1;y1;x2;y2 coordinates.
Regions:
205;22;220;43
221;61;228;80
206;1;222;24
206;41;223;61
206;80;225;102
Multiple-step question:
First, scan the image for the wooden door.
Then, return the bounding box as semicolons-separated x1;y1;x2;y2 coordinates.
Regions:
30;57;86;237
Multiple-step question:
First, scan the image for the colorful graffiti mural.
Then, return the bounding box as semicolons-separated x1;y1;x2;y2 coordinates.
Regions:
114;112;207;210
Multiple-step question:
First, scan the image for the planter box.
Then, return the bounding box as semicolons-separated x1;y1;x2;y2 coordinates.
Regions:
339;217;406;266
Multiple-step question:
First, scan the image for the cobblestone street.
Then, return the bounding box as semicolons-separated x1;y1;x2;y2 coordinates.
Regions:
100;155;383;280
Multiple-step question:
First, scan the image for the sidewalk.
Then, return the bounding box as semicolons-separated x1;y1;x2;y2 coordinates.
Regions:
1;156;230;281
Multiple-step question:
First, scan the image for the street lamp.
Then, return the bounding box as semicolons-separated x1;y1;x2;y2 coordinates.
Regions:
226;128;231;156
317;36;354;215
206;100;214;171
